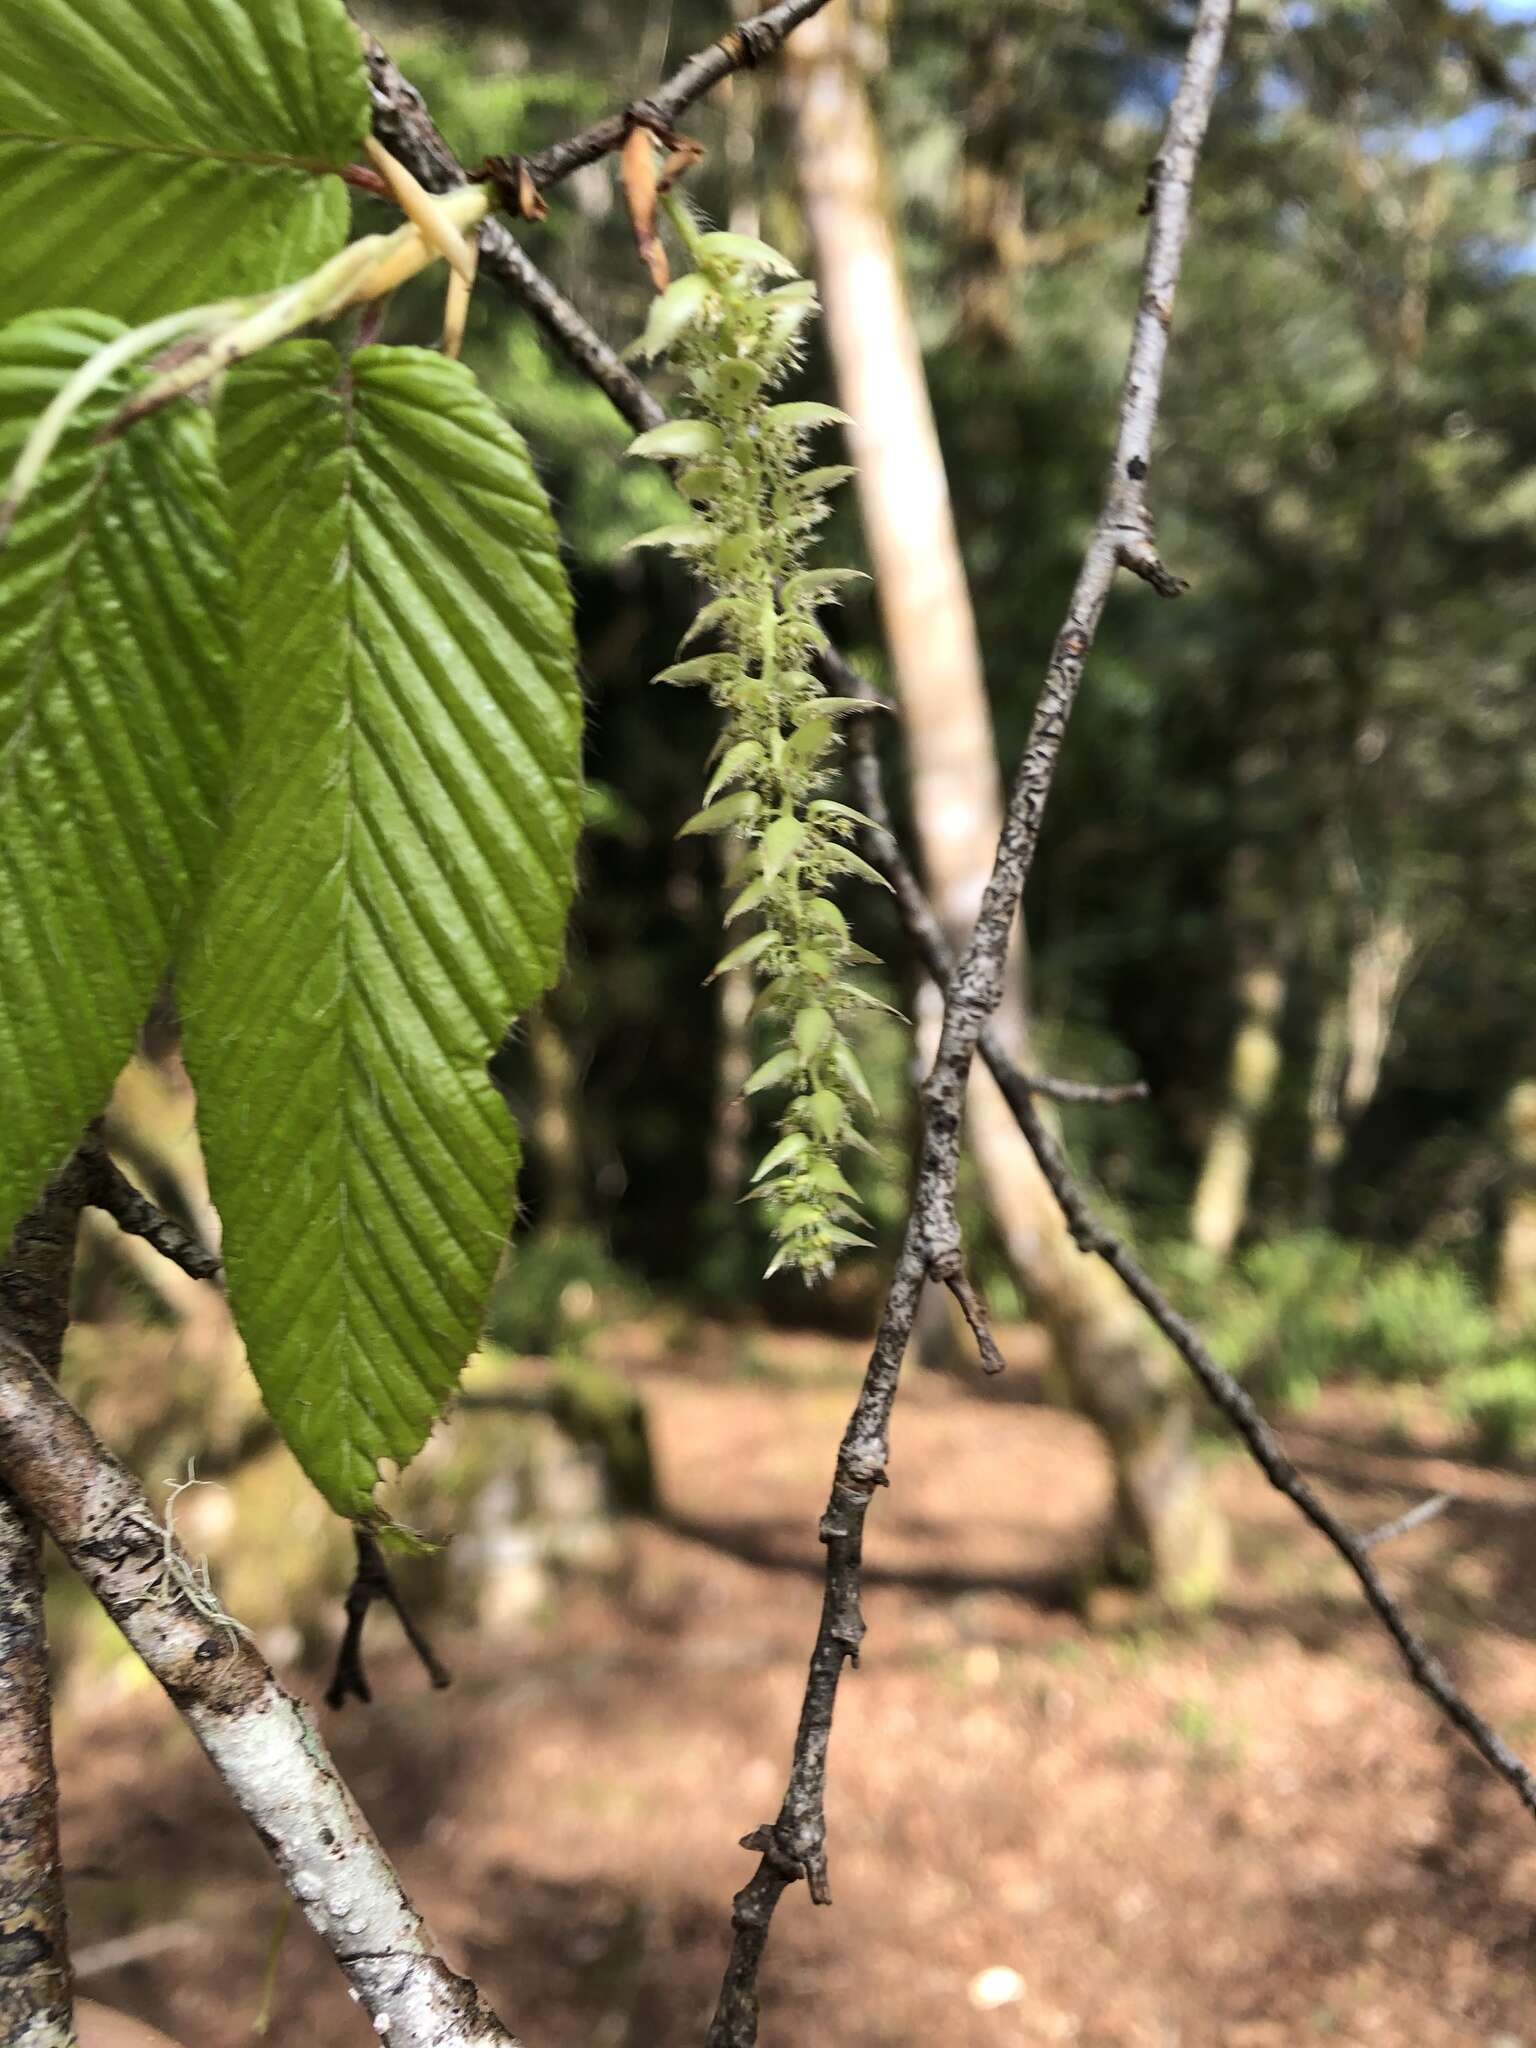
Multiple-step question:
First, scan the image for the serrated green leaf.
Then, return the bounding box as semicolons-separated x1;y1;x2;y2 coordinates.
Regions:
704;361;767;406
776;1203;826;1235
744;1048;800;1096
0;0;368;323
724;874;770;923
708;928;775;982
182;343;582;1518
623;521;715;555
835;982;907;1018
783;568;870;607
816;1224;876;1251
0;310;238;1243
763;401;855;432
824;844;895;891
680;595;746;648
679;789;760;837
715;533;757;574
626;419;723;463
676;464;730;504
794;465;857;496
803;1158;858;1199
805;898;850;938
656;654;741;689
810;799;880;831
785;717;834;766
758;814;806;881
751;1130;810;1183
703;738;764;803
625;271;714;362
794;1004;834;1061
799;1091;847;1141
835;1042;877;1110
694;232;799;278
798;695;884;721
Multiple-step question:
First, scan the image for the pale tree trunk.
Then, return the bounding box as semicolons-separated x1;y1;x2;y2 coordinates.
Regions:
527;1001;585;1226
1189;847;1292;1262
1308;872;1416;1218
784;0;1227;1602
1190;958;1287;1262
1498;1081;1536;1334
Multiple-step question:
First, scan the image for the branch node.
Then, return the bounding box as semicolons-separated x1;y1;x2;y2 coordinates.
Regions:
326;1528;452;1709
737;1822;818;1894
928;1248;1006;1376
478;154;548;221
1117;538;1188;597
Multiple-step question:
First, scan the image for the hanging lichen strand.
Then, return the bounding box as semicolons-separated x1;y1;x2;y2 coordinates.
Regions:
625;208;886;1279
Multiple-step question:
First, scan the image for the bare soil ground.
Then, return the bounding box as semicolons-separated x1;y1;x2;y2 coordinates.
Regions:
54;1324;1536;2047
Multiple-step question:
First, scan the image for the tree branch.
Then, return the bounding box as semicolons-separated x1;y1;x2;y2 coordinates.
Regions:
83;1145;223;1286
0;1330;523;2048
326;1527;453;1710
516;0;836;197
365;0;837;221
0;1143;98;2048
851;681;1536;1825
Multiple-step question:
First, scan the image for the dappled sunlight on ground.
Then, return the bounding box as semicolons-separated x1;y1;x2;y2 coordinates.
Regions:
55;1326;1536;2047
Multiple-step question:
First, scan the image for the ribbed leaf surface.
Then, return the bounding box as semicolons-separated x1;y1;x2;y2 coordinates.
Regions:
185;344;582;1517
0;311;238;1240
0;0;368;322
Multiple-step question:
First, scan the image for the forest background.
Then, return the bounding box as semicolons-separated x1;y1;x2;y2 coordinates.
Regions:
45;1;1536;2044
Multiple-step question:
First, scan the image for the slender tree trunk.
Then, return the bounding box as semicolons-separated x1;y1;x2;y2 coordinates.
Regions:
1308;873;1415;1220
0;1148;100;2048
1190;960;1286;1262
527;1002;585;1227
1498;1081;1536;1334
1190;856;1291;1264
784;0;1227;1602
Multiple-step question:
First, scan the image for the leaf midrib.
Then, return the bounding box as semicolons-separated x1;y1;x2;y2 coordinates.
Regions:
0;127;346;176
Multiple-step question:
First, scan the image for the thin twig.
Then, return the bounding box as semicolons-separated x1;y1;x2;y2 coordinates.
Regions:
841;557;1536;1836
855;666;1536;1835
327;1526;453;1708
1358;1492;1455;1552
703;4;1235;2036
1013;1100;1536;1815
515;0;837;196
364;35;668;436
84;1146;223;1285
843;497;1536;1842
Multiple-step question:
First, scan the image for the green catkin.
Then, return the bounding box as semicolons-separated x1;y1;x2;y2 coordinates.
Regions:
625;204;885;1279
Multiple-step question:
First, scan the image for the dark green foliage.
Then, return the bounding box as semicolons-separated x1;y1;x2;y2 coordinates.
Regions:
487;1227;639;1357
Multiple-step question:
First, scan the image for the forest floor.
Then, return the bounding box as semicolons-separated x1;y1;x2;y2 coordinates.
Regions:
54;1318;1536;2048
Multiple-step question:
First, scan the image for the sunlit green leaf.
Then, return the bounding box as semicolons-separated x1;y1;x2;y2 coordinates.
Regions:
183;343;582;1519
0;310;237;1241
0;0;368;321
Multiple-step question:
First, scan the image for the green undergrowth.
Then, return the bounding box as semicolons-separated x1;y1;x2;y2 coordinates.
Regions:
1162;1230;1536;1459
